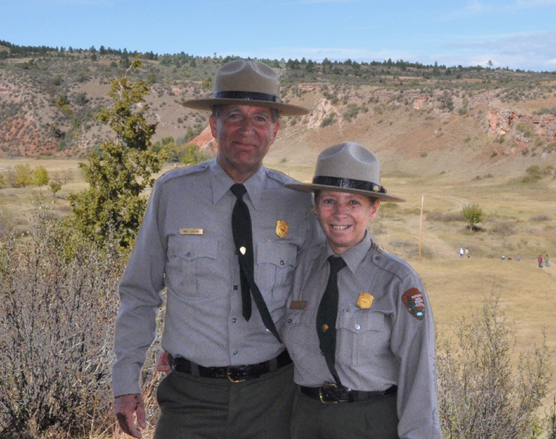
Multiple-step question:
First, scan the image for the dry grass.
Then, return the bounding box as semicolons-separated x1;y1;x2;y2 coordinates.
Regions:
269;158;556;413
2;156;556;437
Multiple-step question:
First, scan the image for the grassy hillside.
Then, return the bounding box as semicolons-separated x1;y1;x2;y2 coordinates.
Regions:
1;43;555;437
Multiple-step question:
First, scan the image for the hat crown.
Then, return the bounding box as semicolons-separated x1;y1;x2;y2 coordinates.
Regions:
215;59;280;97
315;142;381;184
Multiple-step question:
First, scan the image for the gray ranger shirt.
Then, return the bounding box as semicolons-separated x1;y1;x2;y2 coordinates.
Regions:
112;159;320;397
283;233;441;439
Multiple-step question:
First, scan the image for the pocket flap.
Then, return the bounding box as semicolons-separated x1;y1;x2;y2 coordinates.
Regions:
257;241;297;268
337;311;384;334
170;237;218;261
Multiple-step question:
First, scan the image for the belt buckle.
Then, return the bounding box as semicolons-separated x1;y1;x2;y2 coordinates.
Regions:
226;367;246;383
319;383;339;404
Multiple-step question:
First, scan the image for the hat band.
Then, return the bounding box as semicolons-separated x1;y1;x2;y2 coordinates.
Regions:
312;176;387;194
213;91;283;104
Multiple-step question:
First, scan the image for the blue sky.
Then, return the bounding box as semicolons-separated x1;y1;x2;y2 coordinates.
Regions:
3;0;556;71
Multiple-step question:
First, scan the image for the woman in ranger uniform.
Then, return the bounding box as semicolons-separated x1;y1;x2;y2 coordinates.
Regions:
284;142;441;439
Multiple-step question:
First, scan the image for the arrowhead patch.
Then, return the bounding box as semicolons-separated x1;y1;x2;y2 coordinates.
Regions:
402;288;426;320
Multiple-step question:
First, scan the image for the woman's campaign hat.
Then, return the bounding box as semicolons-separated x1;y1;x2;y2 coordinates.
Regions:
181;59;309;116
286;142;405;202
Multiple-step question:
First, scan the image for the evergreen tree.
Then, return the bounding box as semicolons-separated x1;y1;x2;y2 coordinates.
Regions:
68;56;166;248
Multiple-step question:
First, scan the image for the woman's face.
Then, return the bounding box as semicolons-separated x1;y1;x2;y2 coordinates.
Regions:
315;190;380;255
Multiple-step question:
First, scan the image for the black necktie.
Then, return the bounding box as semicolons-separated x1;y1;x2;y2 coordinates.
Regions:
230;184;282;343
230;183;253;321
316;256;347;385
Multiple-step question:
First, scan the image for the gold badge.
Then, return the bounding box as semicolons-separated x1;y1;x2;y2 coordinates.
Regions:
322;324;329;332
357;293;374;309
276;220;289;238
179;228;203;235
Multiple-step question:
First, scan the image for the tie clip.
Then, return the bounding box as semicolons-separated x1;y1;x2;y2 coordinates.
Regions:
240;246;247;255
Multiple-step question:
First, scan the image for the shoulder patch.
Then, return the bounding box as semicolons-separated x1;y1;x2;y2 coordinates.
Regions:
402;288;426;320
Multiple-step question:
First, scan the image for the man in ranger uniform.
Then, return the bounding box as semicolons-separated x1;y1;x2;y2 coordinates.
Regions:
112;59;320;438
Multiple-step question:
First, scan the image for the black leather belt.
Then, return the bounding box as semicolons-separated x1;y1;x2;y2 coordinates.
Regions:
169;350;292;383
300;384;397;404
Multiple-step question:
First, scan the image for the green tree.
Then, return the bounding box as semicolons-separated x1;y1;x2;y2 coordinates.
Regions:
68;56;166;248
201;76;212;90
33;165;49;186
462;203;483;231
14;164;33;188
49;180;62;197
182;144;209;165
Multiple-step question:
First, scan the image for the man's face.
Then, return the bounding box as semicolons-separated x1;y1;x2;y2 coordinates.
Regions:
210;105;280;179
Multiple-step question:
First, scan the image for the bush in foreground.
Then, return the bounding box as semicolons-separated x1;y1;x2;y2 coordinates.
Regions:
437;292;551;439
0;206;125;437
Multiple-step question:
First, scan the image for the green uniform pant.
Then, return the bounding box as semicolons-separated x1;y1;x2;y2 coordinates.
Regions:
154;364;295;439
291;388;399;439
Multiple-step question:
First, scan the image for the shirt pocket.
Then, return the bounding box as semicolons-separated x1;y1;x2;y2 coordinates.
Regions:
336;310;387;366
283;308;314;363
255;241;297;303
166;236;219;300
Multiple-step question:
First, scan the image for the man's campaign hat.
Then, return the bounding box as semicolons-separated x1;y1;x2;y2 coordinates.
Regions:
181;59;308;116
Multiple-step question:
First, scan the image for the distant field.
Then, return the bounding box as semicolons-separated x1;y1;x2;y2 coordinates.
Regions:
1;156;555;412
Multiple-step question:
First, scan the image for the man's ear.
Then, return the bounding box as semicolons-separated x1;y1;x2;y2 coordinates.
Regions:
209;114;218;139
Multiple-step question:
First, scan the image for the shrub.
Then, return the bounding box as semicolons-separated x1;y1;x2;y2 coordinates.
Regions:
427;211;465;222
437;293;550;439
32;165;49;186
462;203;483;231
516;122;534;138
491;220;516;236
529;215;552;222
522;165;543;182
320;114;336;128
0;207;124;437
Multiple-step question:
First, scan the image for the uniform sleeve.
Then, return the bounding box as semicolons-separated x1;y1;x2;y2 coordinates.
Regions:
390;273;441;439
112;181;167;397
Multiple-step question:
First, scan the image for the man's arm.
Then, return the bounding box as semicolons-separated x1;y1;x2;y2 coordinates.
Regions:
114;393;146;438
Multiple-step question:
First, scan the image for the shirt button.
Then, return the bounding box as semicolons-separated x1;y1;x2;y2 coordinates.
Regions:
355;324;361;330
233;350;238;356
280;260;285;266
232;318;237;323
233;285;238;290
186;252;192;257
287;318;292;324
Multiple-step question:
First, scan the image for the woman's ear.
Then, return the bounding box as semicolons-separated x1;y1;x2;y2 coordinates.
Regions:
368;200;380;220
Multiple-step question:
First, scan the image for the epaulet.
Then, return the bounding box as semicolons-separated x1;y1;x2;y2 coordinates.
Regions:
370;241;416;279
371;241;384;253
266;167;297;185
157;161;212;185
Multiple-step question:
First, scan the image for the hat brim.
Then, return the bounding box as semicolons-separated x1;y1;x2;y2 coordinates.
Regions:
181;98;309;116
285;183;406;203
